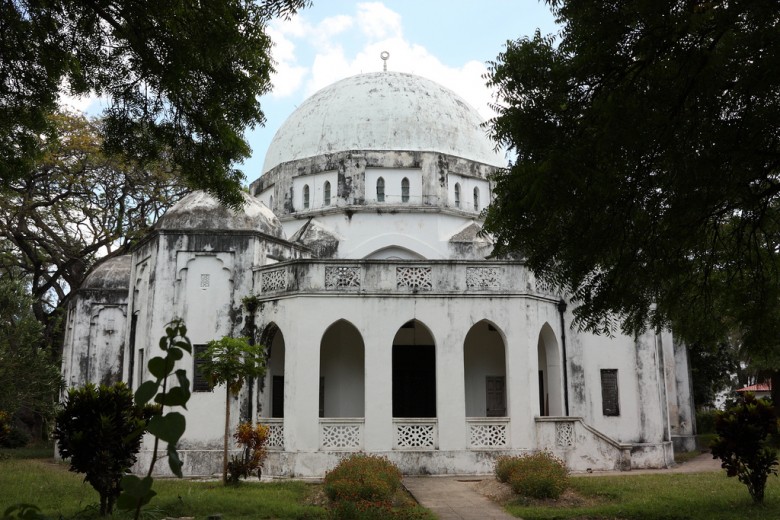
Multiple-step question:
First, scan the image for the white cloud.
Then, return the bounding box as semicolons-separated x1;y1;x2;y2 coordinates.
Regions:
356;2;402;40
263;2;498;119
266;23;309;98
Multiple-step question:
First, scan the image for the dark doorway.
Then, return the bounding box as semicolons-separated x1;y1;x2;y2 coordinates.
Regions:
392;345;436;417
272;375;284;418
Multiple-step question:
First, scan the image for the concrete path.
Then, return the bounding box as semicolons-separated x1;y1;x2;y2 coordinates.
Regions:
403;453;721;519
403;476;516;520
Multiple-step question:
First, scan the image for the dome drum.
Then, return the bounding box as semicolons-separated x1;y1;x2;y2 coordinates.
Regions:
250;149;496;218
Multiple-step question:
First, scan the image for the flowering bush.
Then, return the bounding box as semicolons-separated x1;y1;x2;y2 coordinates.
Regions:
324;454;402;503
495;452;569;499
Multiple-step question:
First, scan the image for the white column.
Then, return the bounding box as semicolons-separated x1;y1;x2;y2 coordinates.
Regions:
506;301;534;449
362;309;394;451
283;314;321;452
436;319;467;450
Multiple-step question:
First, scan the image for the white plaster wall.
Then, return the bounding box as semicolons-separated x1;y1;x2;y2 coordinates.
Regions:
87;306;126;384
281;212;483;260
448;174;490;212
365;168;423;204
569;325;662;444
255;186;274;212
291;171;338;210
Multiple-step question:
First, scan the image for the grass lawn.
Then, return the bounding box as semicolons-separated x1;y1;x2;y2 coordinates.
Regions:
504;471;780;520
0;455;327;519
0;452;431;519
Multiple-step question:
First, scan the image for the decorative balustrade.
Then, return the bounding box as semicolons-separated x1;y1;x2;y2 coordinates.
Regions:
466;417;509;449
259;418;284;450
393;419;437;450
319;418;364;450
254;260;534;297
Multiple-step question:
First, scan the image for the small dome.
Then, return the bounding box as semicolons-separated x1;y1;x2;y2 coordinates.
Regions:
263;72;503;173
156;191;285;238
82;255;131;290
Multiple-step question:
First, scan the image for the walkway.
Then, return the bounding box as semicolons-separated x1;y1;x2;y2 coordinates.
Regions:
403;476;516;520
403;453;721;519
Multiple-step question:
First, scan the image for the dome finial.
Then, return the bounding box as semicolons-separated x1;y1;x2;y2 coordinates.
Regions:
380;51;390;72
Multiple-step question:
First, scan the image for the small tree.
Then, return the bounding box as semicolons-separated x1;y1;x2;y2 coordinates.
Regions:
198;337;266;485
711;393;779;503
53;383;153;516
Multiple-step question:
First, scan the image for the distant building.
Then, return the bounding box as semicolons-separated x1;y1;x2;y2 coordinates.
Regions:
62;71;696;477
736;382;772;400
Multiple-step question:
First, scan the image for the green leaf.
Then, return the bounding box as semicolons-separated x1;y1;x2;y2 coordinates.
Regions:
148;356;169;379
147;412;186;444
167;348;183;362
174;339;192;353
135;380;159;406
119;474;153;499
168;445;184;477
155;386;189;407
159;335;169;350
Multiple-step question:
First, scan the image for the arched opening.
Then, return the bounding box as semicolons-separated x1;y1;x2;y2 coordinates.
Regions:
463;321;507;417
401;177;410;203
454;182;461;208
303;184;310;209
537;323;563;416
473;186;480;211
269;194;274;209
364;245;426;260
392;320;435;417
319;320;365;417
323;181;332;206
259;323;286;418
377;177;385;202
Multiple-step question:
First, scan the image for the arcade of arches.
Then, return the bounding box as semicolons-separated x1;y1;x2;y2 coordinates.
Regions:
257;318;564;427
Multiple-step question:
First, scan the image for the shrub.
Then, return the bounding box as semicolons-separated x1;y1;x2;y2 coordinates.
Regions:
53;382;154;516
696;409;718;434
497;452;569;499
324;454;402;503
226;422;269;484
495;455;522;483
710;393;779;503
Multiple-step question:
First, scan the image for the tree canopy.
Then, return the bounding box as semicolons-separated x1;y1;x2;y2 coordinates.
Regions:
1;0;309;206
484;1;780;364
0;111;188;349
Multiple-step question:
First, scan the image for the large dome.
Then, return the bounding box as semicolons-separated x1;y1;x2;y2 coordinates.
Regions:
262;72;504;174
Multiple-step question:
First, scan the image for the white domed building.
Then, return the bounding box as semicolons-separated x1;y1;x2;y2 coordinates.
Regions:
62;71;696;477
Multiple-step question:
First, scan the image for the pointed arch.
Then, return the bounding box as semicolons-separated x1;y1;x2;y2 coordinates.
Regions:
323;180;332;206
454;182;461;208
303;184;310;209
463;320;507;417
537;322;563;416
376;177;385;202
401;177;410;203
319;319;365;417
260;322;286;418
392;319;436;417
473;186;480;211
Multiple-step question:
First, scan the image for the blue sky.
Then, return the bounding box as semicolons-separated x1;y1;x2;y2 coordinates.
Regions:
244;1;559;182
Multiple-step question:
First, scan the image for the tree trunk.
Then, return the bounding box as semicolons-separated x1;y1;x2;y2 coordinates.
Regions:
223;388;230;485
